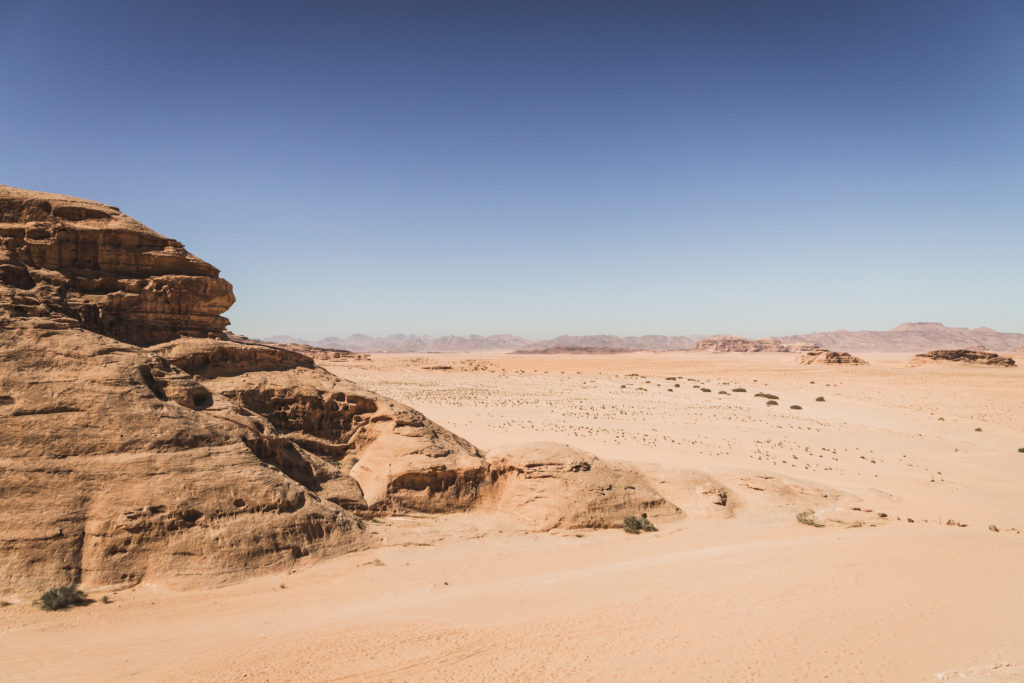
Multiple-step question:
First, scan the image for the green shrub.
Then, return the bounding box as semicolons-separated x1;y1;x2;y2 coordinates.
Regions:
623;515;657;534
796;510;823;527
36;585;89;611
766;400;778;406
790;405;802;410
815;396;825;402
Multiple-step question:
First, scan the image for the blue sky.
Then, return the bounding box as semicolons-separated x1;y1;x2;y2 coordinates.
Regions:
2;1;1021;338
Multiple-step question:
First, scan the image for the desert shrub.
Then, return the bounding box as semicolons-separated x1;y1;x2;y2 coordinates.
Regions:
623;515;657;534
754;392;779;399
766;400;778;406
815;396;825;402
1019;447;1024;453
974;427;982;432
796;510;822;527
790;405;802;410
732;387;746;393
718;390;728;394
36;585;89;611
0;601;10;608
701;388;711;393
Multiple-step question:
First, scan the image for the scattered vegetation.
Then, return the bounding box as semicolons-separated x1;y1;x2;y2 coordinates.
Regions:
815;396;825;402
701;388;711;393
732;387;746;393
100;595;111;604
623;514;658;534
790;405;802;410
35;585;89;611
1019;447;1024;453
0;600;11;608
766;400;778;406
974;427;982;432
796;510;823;527
754;392;779;400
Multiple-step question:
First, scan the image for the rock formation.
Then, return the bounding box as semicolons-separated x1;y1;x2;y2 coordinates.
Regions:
0;185;681;598
0;185;234;346
482;443;680;530
691;335;817;353
908;349;1016;367
798;349;868;365
0;186;494;596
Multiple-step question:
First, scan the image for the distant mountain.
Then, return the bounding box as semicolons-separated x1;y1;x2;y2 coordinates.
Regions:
262;333;703;353
259;323;1024;354
777;323;1024;353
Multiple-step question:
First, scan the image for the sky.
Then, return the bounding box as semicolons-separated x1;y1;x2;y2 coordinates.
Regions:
2;0;1022;339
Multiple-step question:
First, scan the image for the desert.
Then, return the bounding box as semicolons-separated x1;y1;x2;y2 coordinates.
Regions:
2;186;1023;681
4;3;1024;681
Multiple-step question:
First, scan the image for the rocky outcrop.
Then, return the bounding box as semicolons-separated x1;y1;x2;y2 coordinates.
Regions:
909;349;1016;367
0;185;234;346
1;186;687;599
798;349;867;365
481;443;681;530
0;187;489;597
692;335;817;353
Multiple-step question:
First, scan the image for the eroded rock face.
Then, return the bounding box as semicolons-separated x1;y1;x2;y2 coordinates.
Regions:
0;185;689;599
0;187;490;597
0;185;234;346
909;349;1016;367
798;349;867;365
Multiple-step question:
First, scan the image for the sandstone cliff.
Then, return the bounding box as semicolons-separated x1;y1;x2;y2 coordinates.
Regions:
0;185;234;346
0;186;681;598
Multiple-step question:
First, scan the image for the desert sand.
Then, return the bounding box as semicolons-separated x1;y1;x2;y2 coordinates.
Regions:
3;349;1023;681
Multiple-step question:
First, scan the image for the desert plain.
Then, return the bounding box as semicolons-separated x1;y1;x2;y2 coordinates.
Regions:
3;349;1023;682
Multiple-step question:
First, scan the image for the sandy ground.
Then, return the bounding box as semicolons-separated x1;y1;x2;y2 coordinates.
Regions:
2;352;1023;682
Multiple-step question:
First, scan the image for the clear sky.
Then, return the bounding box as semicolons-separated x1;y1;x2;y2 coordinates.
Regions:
2;1;1022;339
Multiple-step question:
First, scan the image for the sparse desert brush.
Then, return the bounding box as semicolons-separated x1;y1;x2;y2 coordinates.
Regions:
701;388;711;392
815;396;825;402
790;405;802;410
974;427;982;432
35;585;89;611
718;390;728;394
623;514;657;534
766;400;778;406
754;392;779;400
796;510;823;527
732;387;746;392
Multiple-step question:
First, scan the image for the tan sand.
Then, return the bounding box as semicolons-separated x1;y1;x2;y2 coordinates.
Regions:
2;351;1022;681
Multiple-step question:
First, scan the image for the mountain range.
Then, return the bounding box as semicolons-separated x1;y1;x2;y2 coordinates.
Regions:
264;323;1024;354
